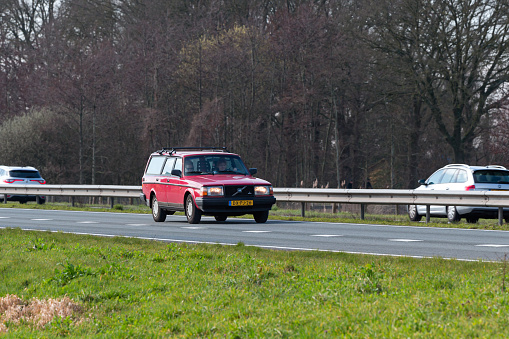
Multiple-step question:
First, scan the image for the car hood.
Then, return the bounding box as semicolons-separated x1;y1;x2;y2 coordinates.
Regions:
185;174;272;186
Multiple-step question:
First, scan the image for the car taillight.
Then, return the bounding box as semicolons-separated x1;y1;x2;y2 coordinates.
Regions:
30;179;46;184
465;185;475;191
3;179;23;183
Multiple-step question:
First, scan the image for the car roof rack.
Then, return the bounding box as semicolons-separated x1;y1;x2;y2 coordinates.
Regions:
156;147;229;155
485;165;507;169
444;164;469;168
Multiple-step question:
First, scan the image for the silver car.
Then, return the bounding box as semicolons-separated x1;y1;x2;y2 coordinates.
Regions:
0;166;46;204
408;164;509;223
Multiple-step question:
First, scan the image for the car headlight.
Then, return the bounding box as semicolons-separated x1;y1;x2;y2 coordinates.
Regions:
254;185;273;196
202;186;224;196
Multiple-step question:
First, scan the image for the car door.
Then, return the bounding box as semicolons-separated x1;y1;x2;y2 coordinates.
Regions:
160;157;176;203
431;168;458;215
166;157;184;209
417;169;446;215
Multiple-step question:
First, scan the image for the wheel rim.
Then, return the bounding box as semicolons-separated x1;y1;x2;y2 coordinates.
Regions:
186;197;193;217
447;206;456;219
409;206;416;218
152;198;159;217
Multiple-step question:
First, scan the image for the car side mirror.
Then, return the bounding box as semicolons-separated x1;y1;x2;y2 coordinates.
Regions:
171;169;182;177
249;168;257;176
418;179;427;185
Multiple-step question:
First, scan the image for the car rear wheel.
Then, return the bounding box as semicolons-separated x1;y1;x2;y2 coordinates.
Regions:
36;196;45;205
151;195;166;222
408;205;422;222
214;215;227;222
253;210;269;223
447;206;461;223
185;195;202;224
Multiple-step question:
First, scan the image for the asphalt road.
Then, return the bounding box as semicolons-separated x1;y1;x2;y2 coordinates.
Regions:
2;208;509;261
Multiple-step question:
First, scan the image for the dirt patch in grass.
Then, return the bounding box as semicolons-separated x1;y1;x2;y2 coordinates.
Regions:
0;295;82;333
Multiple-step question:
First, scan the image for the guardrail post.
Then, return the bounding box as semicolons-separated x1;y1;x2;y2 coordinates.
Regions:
71;196;75;207
360;204;365;220
301;202;306;217
499;207;504;226
426;205;430;224
110;197;114;209
3;195;6;204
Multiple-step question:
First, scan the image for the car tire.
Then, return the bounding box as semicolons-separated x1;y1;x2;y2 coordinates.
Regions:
36;196;45;205
408;205;422;222
466;216;479;224
185;195;202;224
214;215;227;222
447;206;461;223
253;210;269;223
151;195;166;222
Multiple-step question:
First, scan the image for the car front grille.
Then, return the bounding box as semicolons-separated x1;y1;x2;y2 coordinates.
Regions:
224;185;254;197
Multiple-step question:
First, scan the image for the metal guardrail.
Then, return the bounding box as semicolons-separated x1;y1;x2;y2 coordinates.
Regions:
1;185;509;224
272;188;509;225
0;184;140;208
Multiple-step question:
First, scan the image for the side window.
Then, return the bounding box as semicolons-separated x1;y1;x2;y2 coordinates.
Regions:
426;169;445;185
162;157;176;175
454;170;468;183
440;169;457;184
174;158;183;172
145;156;166;175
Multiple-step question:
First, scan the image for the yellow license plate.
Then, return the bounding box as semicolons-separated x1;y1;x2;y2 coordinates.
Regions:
491;189;508;191
229;200;253;206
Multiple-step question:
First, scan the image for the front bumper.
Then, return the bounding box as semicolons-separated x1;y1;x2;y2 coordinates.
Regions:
195;196;276;215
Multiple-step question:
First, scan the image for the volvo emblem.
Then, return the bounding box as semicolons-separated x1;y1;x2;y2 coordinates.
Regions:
232;186;247;196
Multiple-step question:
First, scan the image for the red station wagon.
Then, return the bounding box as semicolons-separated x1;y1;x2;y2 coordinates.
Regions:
140;147;276;224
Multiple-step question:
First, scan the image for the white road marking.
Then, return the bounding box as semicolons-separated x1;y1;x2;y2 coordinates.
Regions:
243;230;271;233
31;219;52;221
476;244;509;248
311;234;343;237
181;226;207;230
77;221;99;224
126;224;148;226
388;239;423;242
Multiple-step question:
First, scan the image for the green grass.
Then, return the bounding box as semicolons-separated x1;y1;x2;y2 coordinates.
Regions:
1;228;509;337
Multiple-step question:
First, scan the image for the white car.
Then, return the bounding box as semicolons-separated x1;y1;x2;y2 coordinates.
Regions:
0;166;46;204
408;164;509;223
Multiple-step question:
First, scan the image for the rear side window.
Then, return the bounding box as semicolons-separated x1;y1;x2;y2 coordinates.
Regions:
474;170;509;184
440;169;457;184
9;170;41;178
145;156;166;175
162;157;176;175
454;170;468;183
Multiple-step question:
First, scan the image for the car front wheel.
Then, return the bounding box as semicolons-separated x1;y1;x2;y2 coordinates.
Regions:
253;210;269;223
408;205;422;222
447;206;461;223
185;195;202;224
151;195;166;222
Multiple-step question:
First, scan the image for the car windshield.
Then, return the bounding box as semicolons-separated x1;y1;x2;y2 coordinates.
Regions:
9;170;41;178
184;155;249;176
473;170;509;184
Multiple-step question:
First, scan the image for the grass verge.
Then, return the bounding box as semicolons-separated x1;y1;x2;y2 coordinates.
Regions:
2;228;509;337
